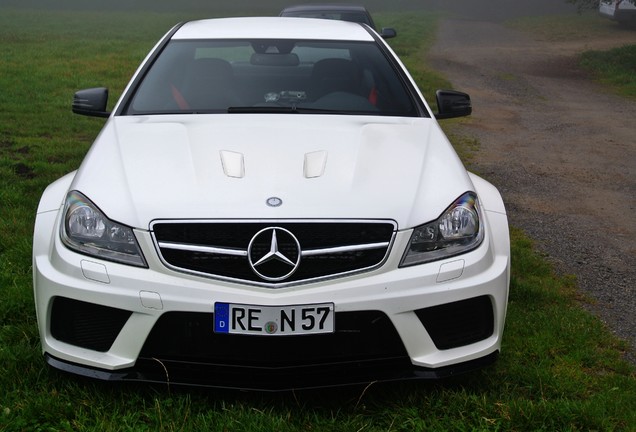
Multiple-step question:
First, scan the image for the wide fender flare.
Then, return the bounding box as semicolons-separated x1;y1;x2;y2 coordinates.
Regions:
36;171;77;214
468;172;507;216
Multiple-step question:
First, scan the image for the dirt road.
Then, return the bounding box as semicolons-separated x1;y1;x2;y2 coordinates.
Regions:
427;4;636;361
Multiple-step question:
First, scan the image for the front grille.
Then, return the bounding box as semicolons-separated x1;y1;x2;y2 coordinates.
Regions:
151;220;395;286
139;310;408;368
415;296;494;350
50;297;132;352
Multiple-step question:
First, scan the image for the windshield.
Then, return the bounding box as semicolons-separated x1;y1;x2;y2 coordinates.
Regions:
123;39;420;117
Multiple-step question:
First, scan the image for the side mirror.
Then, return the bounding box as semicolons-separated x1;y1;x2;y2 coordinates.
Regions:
72;88;111;118
435;89;472;120
380;27;397;39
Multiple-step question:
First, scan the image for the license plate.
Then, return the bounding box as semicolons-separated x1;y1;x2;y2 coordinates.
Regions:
214;302;334;336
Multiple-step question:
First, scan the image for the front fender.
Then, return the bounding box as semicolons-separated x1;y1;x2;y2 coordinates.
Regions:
36;171;76;214
468;172;507;215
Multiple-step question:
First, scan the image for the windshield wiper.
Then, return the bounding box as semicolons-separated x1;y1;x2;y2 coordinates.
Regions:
228;106;298;114
227;106;342;114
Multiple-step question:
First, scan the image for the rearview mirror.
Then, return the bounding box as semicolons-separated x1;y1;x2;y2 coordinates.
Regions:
251;53;300;66
72;87;111;118
435;90;472;120
380;27;397;39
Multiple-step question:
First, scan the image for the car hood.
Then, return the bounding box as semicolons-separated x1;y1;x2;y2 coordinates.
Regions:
71;115;473;230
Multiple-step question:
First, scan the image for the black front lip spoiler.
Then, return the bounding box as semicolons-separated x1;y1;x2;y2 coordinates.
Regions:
45;351;499;392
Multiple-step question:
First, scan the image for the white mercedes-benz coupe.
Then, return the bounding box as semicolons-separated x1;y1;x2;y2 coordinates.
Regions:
33;17;510;390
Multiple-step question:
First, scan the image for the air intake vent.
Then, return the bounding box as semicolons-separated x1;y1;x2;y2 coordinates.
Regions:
415;296;494;350
51;297;132;352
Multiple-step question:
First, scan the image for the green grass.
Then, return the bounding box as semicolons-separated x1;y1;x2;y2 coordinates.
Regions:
1;8;635;431
509;12;636;99
581;45;636;98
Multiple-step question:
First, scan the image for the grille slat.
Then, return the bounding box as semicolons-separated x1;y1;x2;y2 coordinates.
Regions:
152;220;395;286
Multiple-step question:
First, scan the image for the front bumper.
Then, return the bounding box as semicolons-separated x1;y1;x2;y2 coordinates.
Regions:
33;205;510;390
45;350;500;391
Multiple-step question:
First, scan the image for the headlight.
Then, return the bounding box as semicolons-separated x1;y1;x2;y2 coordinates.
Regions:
400;192;484;267
60;191;147;267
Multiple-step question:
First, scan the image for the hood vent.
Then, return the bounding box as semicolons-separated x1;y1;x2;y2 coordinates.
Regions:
220;150;245;178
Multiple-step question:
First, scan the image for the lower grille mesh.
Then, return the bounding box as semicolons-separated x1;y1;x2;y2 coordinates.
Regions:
139;310;408;368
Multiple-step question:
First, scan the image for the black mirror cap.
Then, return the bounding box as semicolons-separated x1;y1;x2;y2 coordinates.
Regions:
435;89;472;120
380;27;397;39
72;88;111;118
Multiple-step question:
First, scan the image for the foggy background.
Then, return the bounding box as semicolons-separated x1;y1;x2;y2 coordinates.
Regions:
0;0;579;22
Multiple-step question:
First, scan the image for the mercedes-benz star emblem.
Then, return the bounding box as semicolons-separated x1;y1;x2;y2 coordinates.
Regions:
266;197;283;207
248;227;301;282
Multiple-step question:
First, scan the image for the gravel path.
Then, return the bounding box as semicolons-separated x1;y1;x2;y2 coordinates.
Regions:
426;1;636;362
